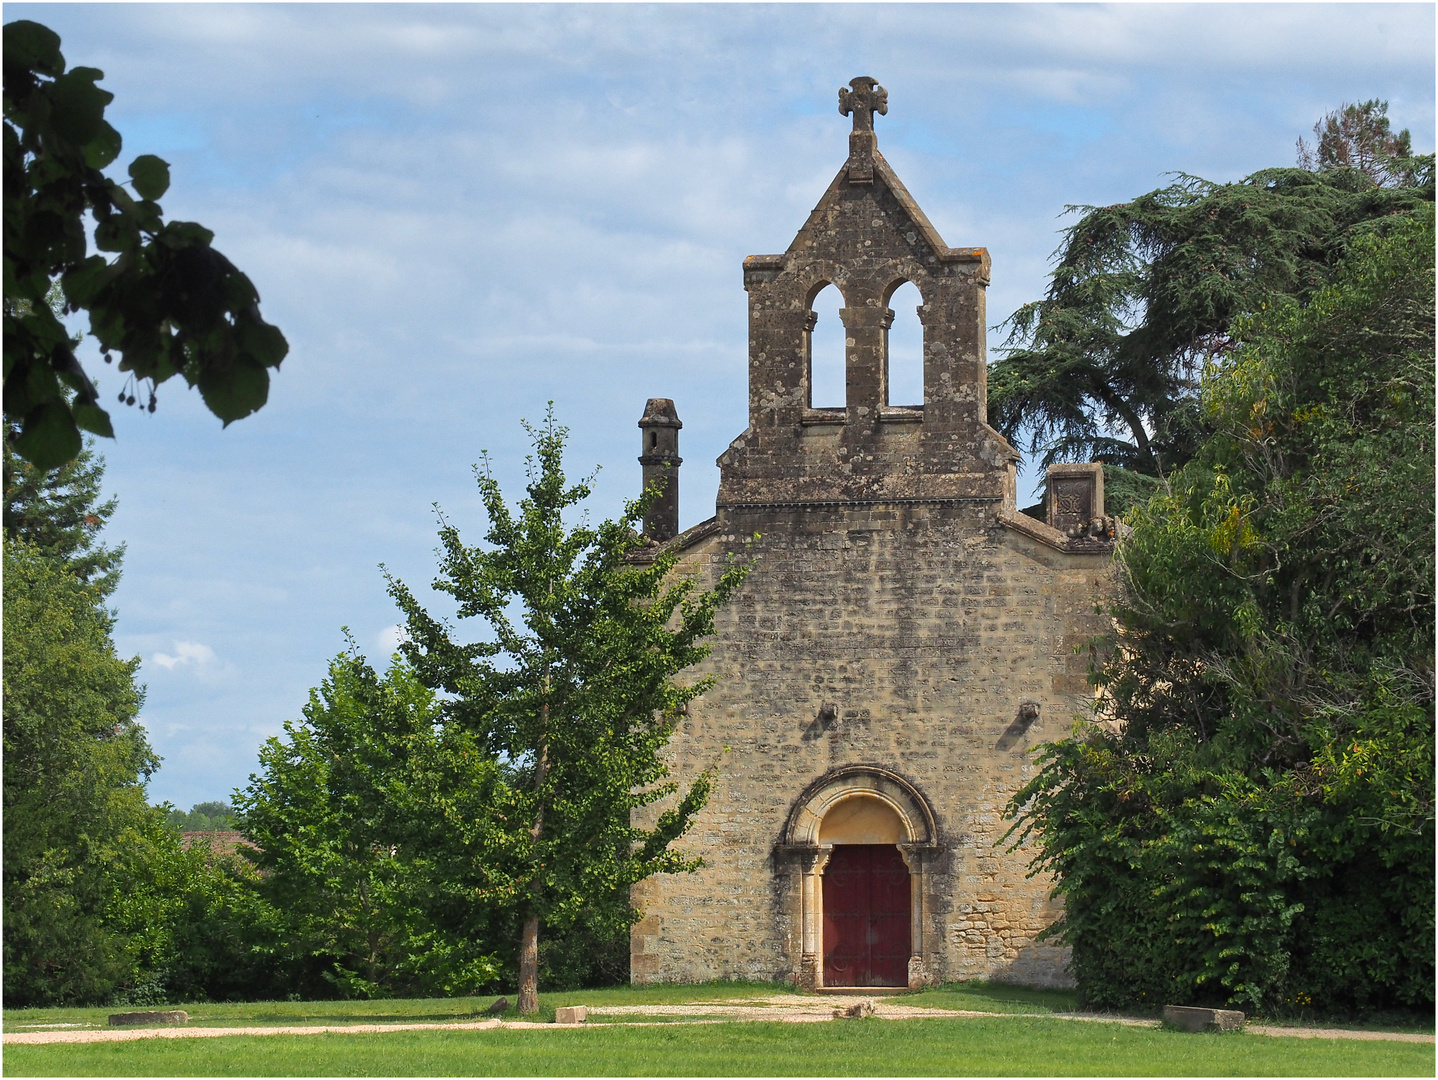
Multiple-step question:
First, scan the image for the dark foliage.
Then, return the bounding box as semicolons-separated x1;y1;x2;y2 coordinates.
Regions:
3;423;123;596
3;19;286;470
1007;209;1435;1016
539;915;632;990
988;119;1432;493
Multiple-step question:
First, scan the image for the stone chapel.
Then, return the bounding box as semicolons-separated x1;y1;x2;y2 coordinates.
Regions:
628;78;1116;991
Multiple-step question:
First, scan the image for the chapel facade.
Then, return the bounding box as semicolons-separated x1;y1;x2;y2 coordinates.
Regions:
629;79;1116;990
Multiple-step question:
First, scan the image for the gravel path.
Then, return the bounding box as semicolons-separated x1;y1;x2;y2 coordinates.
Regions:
1246;1024;1434;1044
5;997;1432;1046
5;1020;505;1045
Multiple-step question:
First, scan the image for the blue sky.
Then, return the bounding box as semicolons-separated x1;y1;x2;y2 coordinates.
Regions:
10;3;1433;810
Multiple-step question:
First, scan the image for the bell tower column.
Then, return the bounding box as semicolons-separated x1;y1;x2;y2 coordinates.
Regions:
840;303;894;428
638;398;682;541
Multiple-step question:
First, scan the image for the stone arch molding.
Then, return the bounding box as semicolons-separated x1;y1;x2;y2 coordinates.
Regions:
778;765;942;990
783;764;937;848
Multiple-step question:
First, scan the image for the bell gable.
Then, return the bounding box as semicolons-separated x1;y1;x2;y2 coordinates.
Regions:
719;77;1019;510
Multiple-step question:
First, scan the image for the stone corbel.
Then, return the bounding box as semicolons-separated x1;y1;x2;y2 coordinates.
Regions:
811;846;834;875
774;843;832;873
895;842;941;872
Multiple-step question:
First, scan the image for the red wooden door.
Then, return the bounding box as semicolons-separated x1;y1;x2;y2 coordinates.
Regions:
822;844;911;987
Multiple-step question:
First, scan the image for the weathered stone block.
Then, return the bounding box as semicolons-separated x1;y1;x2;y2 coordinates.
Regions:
1163;1005;1246;1033
554;1005;589;1025
108;1011;187;1026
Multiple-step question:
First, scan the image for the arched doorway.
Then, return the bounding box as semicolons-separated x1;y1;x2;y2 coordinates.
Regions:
819;797;910;986
778;765;940;990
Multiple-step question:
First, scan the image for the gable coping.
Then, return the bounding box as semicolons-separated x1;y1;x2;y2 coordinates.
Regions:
744;156;991;284
998;505;1117;554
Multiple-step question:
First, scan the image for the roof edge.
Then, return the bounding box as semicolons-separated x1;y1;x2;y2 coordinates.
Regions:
746;154;990;284
626;515;721;564
872;153;990;280
998;506;1116;555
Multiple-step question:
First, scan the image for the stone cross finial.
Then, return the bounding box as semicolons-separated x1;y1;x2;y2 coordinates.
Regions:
838;77;888;133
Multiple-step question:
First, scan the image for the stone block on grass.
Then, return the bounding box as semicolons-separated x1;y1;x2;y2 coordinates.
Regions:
1163;1005;1245;1033
554;1005;588;1025
108;1011;188;1027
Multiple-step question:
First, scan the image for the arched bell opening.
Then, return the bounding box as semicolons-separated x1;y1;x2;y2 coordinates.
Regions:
778;766;940;991
884;280;924;408
807;282;846;410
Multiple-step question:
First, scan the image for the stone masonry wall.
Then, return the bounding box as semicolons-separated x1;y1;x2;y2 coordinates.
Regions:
630;500;1112;988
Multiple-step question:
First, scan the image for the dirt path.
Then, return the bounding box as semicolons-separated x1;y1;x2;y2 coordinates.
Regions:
6;997;1432;1046
5;1020;505;1045
1246;1024;1434;1044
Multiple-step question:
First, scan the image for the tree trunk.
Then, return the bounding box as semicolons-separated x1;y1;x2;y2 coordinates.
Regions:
517;910;540;1014
1097;384;1162;478
517;684;551;1016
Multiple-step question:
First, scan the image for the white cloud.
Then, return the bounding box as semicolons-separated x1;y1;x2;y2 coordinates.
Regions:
376;624;410;656
151;641;219;670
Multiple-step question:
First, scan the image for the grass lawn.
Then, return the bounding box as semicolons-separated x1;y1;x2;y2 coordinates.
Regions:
6;983;1432;1076
902;982;1080;1015
11;981;1430;1032
2;982;793;1032
4;1016;1434;1077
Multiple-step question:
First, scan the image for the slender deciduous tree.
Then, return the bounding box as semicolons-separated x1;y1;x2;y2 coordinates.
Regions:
386;410;748;1013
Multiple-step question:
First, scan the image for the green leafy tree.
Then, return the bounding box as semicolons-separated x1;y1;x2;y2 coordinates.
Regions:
1007;207;1435;1015
2;537;152;1004
386;411;748;1013
988;104;1432;512
236;649;504;999
3;425;123;596
3;448;272;1005
3;19;287;470
97;810;280;1006
1297;100;1416;187
164;801;238;832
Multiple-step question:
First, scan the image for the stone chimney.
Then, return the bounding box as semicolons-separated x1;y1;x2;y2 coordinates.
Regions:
638;398;682;541
1045;462;1105;534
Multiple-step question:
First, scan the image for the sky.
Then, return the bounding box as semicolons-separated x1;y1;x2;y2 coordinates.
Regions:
9;2;1434;811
